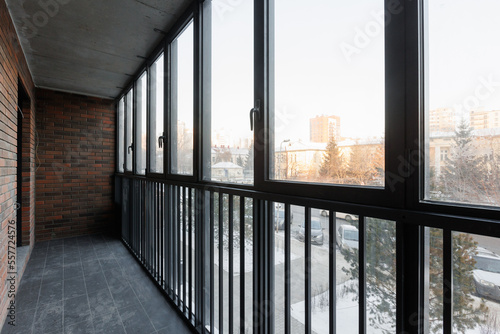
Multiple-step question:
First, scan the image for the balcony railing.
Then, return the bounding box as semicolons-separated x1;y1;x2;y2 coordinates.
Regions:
116;174;500;334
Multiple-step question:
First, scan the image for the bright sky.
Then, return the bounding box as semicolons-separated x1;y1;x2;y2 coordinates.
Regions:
211;0;385;144
428;0;500;115
180;0;500;146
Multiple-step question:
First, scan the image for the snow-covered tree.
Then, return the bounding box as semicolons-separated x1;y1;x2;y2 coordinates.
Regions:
440;119;484;203
343;221;486;334
319;138;346;183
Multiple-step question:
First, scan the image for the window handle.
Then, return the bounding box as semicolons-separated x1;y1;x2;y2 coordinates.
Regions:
158;134;166;148
128;144;133;154
249;99;261;131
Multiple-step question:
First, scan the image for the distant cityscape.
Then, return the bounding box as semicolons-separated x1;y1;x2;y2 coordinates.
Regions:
427;108;500;177
152;108;500;184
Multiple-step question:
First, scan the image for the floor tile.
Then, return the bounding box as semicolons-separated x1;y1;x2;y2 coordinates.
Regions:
1;307;36;334
63;264;84;280
93;308;126;334
84;272;108;293
110;285;140;310
64;318;95;334
88;288;115;319
82;260;102;277
32;300;63;334
63;295;92;327
2;234;195;334
38;280;63;305
63;277;87;300
118;304;156;334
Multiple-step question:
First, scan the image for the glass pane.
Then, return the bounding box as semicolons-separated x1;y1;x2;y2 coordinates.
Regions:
290;205;305;333
135;72;147;175
214;193;221;333
424;227;443;334
117;97;124;172
310;208;329;334
271;0;385;186
208;0;254;184
171;21;194;175
232;197;241;333
425;0;500;207
125;89;133;172
150;53;165;174
366;218;396;333
452;232;500;333
244;198;253;333
336;212;359;334
274;202;285;334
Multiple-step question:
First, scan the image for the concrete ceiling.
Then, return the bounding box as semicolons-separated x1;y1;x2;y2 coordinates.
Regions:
6;0;192;99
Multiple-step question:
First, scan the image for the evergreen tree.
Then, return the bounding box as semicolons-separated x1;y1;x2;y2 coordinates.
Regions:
342;218;396;333
319;138;346;182
451;233;488;333
440;119;484;203
343;222;486;334
244;142;254;174
214;146;232;163
236;155;244;167
476;138;500;206
346;144;374;185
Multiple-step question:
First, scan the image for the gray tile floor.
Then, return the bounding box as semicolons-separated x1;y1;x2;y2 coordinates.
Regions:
2;235;194;334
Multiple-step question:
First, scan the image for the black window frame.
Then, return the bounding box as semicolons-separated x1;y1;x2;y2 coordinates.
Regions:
123;87;134;175
113;1;500;333
116;96;125;173
249;0;406;209
404;0;500;221
167;15;197;182
113;0;500;218
134;68;148;176
147;49;167;179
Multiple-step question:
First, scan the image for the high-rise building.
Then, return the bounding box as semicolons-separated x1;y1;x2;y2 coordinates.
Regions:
470;110;500;130
429;108;456;132
310;115;341;143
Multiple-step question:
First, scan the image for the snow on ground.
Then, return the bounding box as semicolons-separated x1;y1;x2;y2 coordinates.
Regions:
214;240;298;274
290;281;500;334
291;280;392;334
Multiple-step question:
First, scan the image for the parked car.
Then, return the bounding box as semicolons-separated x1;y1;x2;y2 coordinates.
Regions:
473;247;500;302
320;210;357;223
296;218;324;245
336;224;359;253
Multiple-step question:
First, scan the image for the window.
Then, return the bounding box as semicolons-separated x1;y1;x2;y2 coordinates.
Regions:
117;97;124;173
452;233;499;333
440;149;448;162
207;0;254;184
423;228;444;334
424;0;500;207
114;2;500;334
271;0;385;187
125;89;133;172
135;72;147;175
150;53;165;174
171;21;194;175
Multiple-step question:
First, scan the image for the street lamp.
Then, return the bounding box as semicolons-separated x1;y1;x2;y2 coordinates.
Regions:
279;139;290;179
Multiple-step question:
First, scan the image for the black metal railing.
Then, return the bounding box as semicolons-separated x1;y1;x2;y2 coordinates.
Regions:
115;174;500;334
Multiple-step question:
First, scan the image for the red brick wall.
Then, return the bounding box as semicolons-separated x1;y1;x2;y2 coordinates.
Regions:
0;0;36;330
35;89;116;241
20;100;36;247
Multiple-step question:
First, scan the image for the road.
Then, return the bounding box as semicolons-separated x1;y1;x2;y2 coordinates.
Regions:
473;234;500;255
211;207;359;333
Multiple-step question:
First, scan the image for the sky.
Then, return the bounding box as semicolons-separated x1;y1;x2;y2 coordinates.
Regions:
210;0;385;144
427;0;500;115
176;0;500;146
